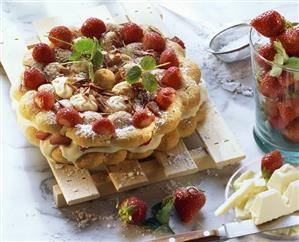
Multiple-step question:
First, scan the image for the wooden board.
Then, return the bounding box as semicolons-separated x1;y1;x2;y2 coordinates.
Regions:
3;4;246;208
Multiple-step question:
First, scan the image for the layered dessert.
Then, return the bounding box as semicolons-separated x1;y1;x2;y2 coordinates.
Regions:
11;18;207;169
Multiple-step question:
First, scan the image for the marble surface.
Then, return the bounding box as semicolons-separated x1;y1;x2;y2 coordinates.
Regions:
1;1;298;241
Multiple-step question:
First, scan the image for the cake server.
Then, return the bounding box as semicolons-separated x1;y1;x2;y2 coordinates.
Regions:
150;213;299;242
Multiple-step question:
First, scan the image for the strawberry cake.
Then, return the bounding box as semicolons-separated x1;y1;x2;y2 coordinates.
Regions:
11;18;207;169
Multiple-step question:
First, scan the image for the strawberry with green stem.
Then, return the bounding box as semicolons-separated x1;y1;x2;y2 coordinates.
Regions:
261;150;283;179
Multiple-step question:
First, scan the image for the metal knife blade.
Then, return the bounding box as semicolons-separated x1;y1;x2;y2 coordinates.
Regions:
219;213;299;240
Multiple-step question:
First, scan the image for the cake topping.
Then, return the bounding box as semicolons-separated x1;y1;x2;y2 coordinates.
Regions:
106;96;131;112
132;109;155;128
52;76;74;98
156;87;176;110
48;25;73;49
80;111;102;124
159;49;179;69
38;83;55;93
108;111;132;128
32;43;56;64
170;36;185;49
23;67;48;90
56;107;82;128
34;90;55;111
160;66;183;89
70;93;98;112
143;32;165;52
94;68;116;90
92;117;115;136
121;22;144;44
80;17;106;39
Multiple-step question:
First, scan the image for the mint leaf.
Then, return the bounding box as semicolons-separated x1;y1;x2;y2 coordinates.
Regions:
69;51;81;61
270;53;284;77
74;38;94;54
155;196;174;225
91;50;103;69
273;41;288;62
142;217;161;230
87;62;95;82
140;56;156;70
142;73;158;92
91;37;101;60
125;66;142;84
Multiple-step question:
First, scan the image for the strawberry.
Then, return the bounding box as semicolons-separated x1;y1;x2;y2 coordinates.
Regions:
56;107;82;128
278;71;295;87
173;186;206;223
278;26;299;57
264;98;279;117
35;130;51;140
160;66;183;90
170;36;185;49
277;99;299;123
81;17;106;39
259;73;284;98
159;49;180;69
34;90;55;111
49;26;73;49
32;43;55;64
121;22;144;44
143;32;165;52
261;150;283;179
92;118;115;136
132;109;155;128
256;43;276;70
251;10;285;37
23;67;47;90
49;134;72;145
118;196;147;225
268;114;287;130
283;119;299;143
155;87;176;110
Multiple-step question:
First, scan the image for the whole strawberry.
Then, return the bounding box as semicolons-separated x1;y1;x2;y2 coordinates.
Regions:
173;186;206;223
256;43;276;70
261;150;284;179
118;196;147;225
278;26;299;57
251;10;285;37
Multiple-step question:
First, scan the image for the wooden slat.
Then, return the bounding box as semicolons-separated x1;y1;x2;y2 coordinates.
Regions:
196;100;245;167
47;160;100;205
154;141;198;178
107;160;149;192
53;185;67;208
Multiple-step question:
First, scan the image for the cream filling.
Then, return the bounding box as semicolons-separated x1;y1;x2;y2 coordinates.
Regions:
70;93;98;112
52;76;73;98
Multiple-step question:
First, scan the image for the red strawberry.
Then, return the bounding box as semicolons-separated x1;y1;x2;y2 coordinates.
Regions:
49;134;72;145
256;43;276;70
159;49;180;69
56;107;82;128
261;150;284;179
34;90;55;111
32;43;55;64
277;99;299;123
143;32;165;52
278;26;299;57
35;130;51;140
118;196;147;225
251;10;285;37
160;66;183;90
283;119;299;143
278;71;295;87
132;109;155;128
265;99;279;117
170;36;185;49
49;26;73;49
259;74;284;98
173;186;206;223
268;114;287;130
23;67;47;90
156;87;176;110
92;118;115;136
80;17;106;39
121;22;144;44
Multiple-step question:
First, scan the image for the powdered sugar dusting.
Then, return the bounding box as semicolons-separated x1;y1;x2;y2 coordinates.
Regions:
75;124;96;138
115;125;136;138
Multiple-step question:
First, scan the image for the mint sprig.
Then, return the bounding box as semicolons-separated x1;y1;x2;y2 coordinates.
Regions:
125;56;170;92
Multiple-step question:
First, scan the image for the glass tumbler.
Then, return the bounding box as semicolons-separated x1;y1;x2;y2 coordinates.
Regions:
250;28;299;158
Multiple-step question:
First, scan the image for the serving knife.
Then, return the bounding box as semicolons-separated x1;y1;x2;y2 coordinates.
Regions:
150;214;299;242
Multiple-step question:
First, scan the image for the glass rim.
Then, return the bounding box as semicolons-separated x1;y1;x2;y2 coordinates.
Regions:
249;27;299;73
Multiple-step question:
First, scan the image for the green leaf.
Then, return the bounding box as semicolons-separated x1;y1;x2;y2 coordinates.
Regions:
87;62;95;82
142;73;158;92
74;38;94;54
273;41;288;62
69;51;81;61
125;66;142;84
269;53;284;77
142;217;161;230
91;50;103;69
91;37;101;60
140;56;157;70
155;196;174;225
154;225;175;235
285;57;299;70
